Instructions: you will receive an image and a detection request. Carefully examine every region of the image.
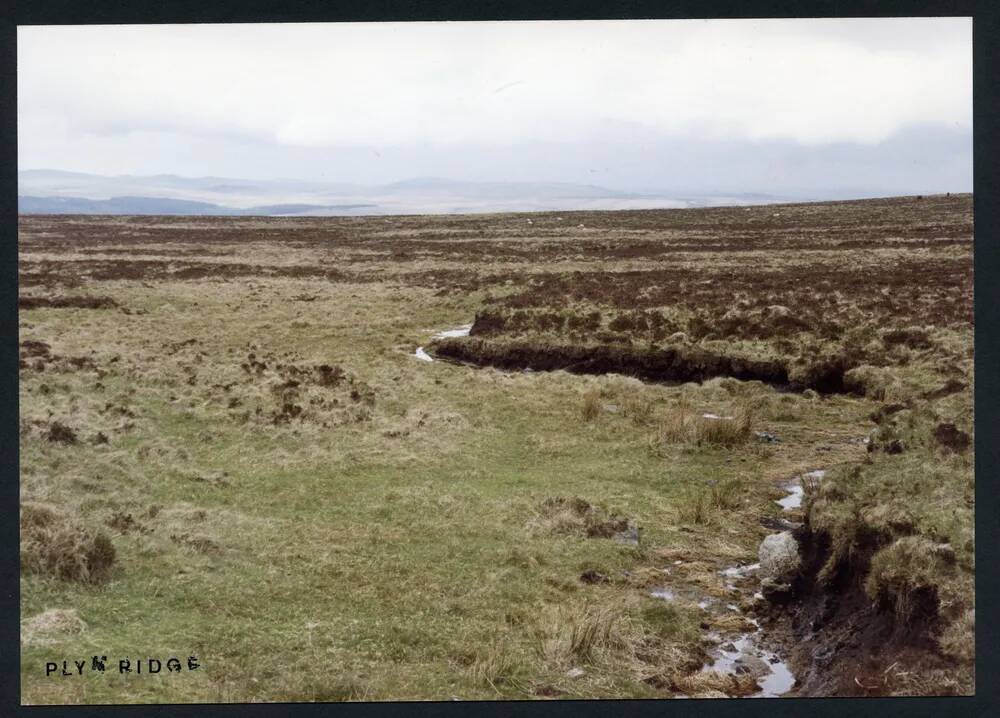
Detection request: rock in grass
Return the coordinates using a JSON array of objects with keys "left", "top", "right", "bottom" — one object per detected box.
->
[
  {"left": 758, "top": 532, "right": 800, "bottom": 580},
  {"left": 21, "top": 608, "right": 87, "bottom": 647}
]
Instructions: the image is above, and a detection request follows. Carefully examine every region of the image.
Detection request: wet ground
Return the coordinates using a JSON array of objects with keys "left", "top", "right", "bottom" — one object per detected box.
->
[{"left": 417, "top": 320, "right": 826, "bottom": 698}]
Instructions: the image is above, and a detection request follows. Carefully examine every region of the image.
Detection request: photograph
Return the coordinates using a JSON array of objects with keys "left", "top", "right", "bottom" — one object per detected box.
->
[{"left": 16, "top": 16, "right": 974, "bottom": 703}]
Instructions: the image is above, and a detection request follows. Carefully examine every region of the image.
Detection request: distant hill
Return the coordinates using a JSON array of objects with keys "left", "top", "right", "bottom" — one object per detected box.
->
[
  {"left": 18, "top": 170, "right": 800, "bottom": 216},
  {"left": 19, "top": 195, "right": 225, "bottom": 215},
  {"left": 18, "top": 195, "right": 377, "bottom": 216}
]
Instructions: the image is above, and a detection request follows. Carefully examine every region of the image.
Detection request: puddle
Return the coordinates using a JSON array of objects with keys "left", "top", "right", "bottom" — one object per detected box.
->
[
  {"left": 775, "top": 469, "right": 827, "bottom": 511},
  {"left": 649, "top": 588, "right": 676, "bottom": 601},
  {"left": 702, "top": 413, "right": 734, "bottom": 420},
  {"left": 433, "top": 324, "right": 473, "bottom": 340},
  {"left": 775, "top": 483, "right": 804, "bottom": 511},
  {"left": 701, "top": 628, "right": 795, "bottom": 698},
  {"left": 413, "top": 323, "right": 472, "bottom": 362},
  {"left": 700, "top": 533, "right": 809, "bottom": 697},
  {"left": 754, "top": 660, "right": 796, "bottom": 698}
]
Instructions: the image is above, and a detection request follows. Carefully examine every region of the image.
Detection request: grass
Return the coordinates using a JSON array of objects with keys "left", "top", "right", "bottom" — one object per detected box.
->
[
  {"left": 580, "top": 389, "right": 601, "bottom": 422},
  {"left": 16, "top": 280, "right": 809, "bottom": 702},
  {"left": 20, "top": 502, "right": 117, "bottom": 584},
  {"left": 654, "top": 398, "right": 754, "bottom": 449},
  {"left": 17, "top": 196, "right": 973, "bottom": 702}
]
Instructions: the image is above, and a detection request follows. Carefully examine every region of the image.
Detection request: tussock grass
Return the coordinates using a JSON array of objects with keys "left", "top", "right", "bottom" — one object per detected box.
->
[
  {"left": 471, "top": 639, "right": 526, "bottom": 692},
  {"left": 865, "top": 536, "right": 957, "bottom": 621},
  {"left": 676, "top": 490, "right": 709, "bottom": 526},
  {"left": 531, "top": 604, "right": 624, "bottom": 664},
  {"left": 20, "top": 502, "right": 116, "bottom": 584},
  {"left": 654, "top": 398, "right": 754, "bottom": 449},
  {"left": 580, "top": 388, "right": 601, "bottom": 422},
  {"left": 695, "top": 406, "right": 753, "bottom": 447},
  {"left": 675, "top": 477, "right": 745, "bottom": 527}
]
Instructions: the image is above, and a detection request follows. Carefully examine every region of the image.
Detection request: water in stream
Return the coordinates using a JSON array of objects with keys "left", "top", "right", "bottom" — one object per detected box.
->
[
  {"left": 775, "top": 469, "right": 826, "bottom": 511},
  {"left": 694, "top": 471, "right": 831, "bottom": 697},
  {"left": 413, "top": 324, "right": 473, "bottom": 362},
  {"left": 701, "top": 630, "right": 796, "bottom": 698}
]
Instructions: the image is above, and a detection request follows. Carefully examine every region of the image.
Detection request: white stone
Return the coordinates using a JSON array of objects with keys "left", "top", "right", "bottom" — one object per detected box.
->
[{"left": 758, "top": 531, "right": 801, "bottom": 579}]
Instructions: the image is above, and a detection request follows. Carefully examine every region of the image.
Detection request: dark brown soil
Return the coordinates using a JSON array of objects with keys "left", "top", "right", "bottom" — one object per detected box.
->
[
  {"left": 19, "top": 294, "right": 119, "bottom": 310},
  {"left": 932, "top": 423, "right": 971, "bottom": 453},
  {"left": 106, "top": 511, "right": 152, "bottom": 535},
  {"left": 45, "top": 421, "right": 78, "bottom": 444},
  {"left": 19, "top": 340, "right": 52, "bottom": 358},
  {"left": 431, "top": 337, "right": 859, "bottom": 395},
  {"left": 764, "top": 526, "right": 970, "bottom": 696}
]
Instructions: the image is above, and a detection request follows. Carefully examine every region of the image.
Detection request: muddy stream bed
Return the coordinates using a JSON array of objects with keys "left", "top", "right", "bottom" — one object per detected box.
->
[{"left": 413, "top": 324, "right": 826, "bottom": 697}]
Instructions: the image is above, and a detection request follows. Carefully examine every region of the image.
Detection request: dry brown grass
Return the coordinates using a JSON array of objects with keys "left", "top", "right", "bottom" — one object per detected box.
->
[
  {"left": 655, "top": 398, "right": 695, "bottom": 444},
  {"left": 938, "top": 608, "right": 975, "bottom": 662},
  {"left": 526, "top": 497, "right": 630, "bottom": 539},
  {"left": 20, "top": 502, "right": 116, "bottom": 584},
  {"left": 655, "top": 399, "right": 754, "bottom": 449},
  {"left": 694, "top": 405, "right": 753, "bottom": 447},
  {"left": 580, "top": 388, "right": 601, "bottom": 422},
  {"left": 672, "top": 669, "right": 759, "bottom": 698},
  {"left": 530, "top": 603, "right": 631, "bottom": 667},
  {"left": 676, "top": 491, "right": 710, "bottom": 526},
  {"left": 470, "top": 639, "right": 525, "bottom": 692}
]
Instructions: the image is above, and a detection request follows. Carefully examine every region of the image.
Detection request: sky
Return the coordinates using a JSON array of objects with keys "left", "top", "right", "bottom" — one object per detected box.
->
[{"left": 17, "top": 18, "right": 973, "bottom": 197}]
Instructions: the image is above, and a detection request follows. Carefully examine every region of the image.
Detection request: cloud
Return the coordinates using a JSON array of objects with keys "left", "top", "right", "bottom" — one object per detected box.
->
[{"left": 18, "top": 18, "right": 971, "bottom": 152}]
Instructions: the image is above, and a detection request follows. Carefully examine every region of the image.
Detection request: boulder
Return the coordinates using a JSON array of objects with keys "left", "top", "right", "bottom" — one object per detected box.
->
[
  {"left": 735, "top": 653, "right": 771, "bottom": 680},
  {"left": 758, "top": 531, "right": 801, "bottom": 580}
]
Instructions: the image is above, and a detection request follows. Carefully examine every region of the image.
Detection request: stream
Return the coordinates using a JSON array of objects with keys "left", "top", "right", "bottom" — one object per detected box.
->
[
  {"left": 413, "top": 322, "right": 825, "bottom": 698},
  {"left": 687, "top": 469, "right": 825, "bottom": 697},
  {"left": 414, "top": 324, "right": 472, "bottom": 362}
]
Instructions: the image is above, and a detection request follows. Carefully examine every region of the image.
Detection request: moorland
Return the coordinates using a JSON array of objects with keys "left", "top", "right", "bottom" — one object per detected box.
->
[{"left": 18, "top": 194, "right": 973, "bottom": 702}]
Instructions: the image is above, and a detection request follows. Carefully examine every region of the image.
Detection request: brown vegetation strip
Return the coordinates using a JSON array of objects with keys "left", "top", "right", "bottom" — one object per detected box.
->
[
  {"left": 19, "top": 294, "right": 119, "bottom": 310},
  {"left": 430, "top": 336, "right": 863, "bottom": 395}
]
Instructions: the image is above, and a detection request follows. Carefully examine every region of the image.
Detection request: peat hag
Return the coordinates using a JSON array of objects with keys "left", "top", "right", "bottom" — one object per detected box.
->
[{"left": 431, "top": 336, "right": 858, "bottom": 395}]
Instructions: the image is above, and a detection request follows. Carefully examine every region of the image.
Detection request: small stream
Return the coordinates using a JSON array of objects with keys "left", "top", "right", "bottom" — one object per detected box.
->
[
  {"left": 414, "top": 322, "right": 825, "bottom": 698},
  {"left": 775, "top": 470, "right": 826, "bottom": 511},
  {"left": 646, "top": 471, "right": 827, "bottom": 698},
  {"left": 691, "top": 470, "right": 827, "bottom": 697},
  {"left": 414, "top": 324, "right": 473, "bottom": 362}
]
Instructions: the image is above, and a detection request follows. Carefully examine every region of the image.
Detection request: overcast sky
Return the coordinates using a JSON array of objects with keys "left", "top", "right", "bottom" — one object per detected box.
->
[{"left": 17, "top": 18, "right": 972, "bottom": 196}]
